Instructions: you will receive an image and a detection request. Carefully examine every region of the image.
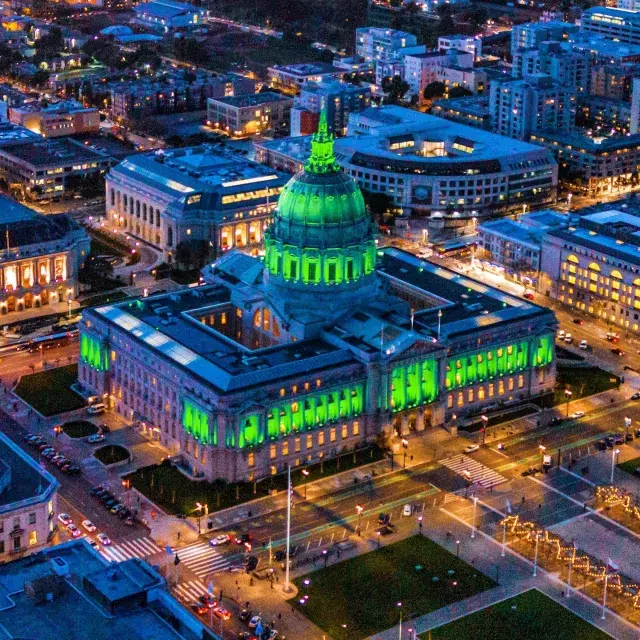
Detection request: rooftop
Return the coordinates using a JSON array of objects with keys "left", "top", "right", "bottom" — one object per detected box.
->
[
  {"left": 0, "top": 430, "right": 58, "bottom": 513},
  {"left": 11, "top": 99, "right": 96, "bottom": 115},
  {"left": 0, "top": 137, "right": 112, "bottom": 167},
  {"left": 135, "top": 0, "right": 204, "bottom": 18},
  {"left": 0, "top": 120, "right": 41, "bottom": 147},
  {"left": 0, "top": 540, "right": 214, "bottom": 640},
  {"left": 269, "top": 62, "right": 342, "bottom": 77},
  {"left": 209, "top": 91, "right": 291, "bottom": 108},
  {"left": 111, "top": 145, "right": 286, "bottom": 201}
]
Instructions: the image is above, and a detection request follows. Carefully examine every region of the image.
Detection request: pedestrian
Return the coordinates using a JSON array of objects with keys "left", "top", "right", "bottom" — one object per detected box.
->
[
  {"left": 248, "top": 510, "right": 252, "bottom": 517},
  {"left": 235, "top": 580, "right": 238, "bottom": 587},
  {"left": 522, "top": 496, "right": 525, "bottom": 504},
  {"left": 278, "top": 613, "right": 282, "bottom": 621},
  {"left": 276, "top": 574, "right": 279, "bottom": 583}
]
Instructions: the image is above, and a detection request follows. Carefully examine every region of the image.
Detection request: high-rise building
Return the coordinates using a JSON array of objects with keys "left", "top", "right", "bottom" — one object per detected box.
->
[
  {"left": 510, "top": 21, "right": 579, "bottom": 56},
  {"left": 489, "top": 74, "right": 575, "bottom": 139},
  {"left": 355, "top": 27, "right": 418, "bottom": 64},
  {"left": 581, "top": 7, "right": 640, "bottom": 45}
]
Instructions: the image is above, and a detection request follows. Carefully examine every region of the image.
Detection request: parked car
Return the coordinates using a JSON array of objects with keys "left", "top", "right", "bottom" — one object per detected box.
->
[
  {"left": 564, "top": 333, "right": 573, "bottom": 344},
  {"left": 210, "top": 534, "right": 230, "bottom": 546},
  {"left": 43, "top": 450, "right": 57, "bottom": 460},
  {"left": 90, "top": 486, "right": 104, "bottom": 496},
  {"left": 596, "top": 440, "right": 607, "bottom": 451},
  {"left": 118, "top": 508, "right": 131, "bottom": 520},
  {"left": 97, "top": 533, "right": 111, "bottom": 545},
  {"left": 579, "top": 339, "right": 588, "bottom": 350},
  {"left": 614, "top": 434, "right": 625, "bottom": 445},
  {"left": 631, "top": 393, "right": 640, "bottom": 400},
  {"left": 110, "top": 503, "right": 125, "bottom": 514},
  {"left": 104, "top": 499, "right": 118, "bottom": 510},
  {"left": 557, "top": 330, "right": 565, "bottom": 340},
  {"left": 65, "top": 466, "right": 81, "bottom": 476},
  {"left": 464, "top": 444, "right": 480, "bottom": 454},
  {"left": 572, "top": 318, "right": 584, "bottom": 325},
  {"left": 402, "top": 504, "right": 413, "bottom": 517},
  {"left": 99, "top": 423, "right": 111, "bottom": 433},
  {"left": 58, "top": 513, "right": 72, "bottom": 526},
  {"left": 523, "top": 292, "right": 534, "bottom": 300},
  {"left": 87, "top": 434, "right": 105, "bottom": 444},
  {"left": 611, "top": 347, "right": 625, "bottom": 356},
  {"left": 82, "top": 520, "right": 96, "bottom": 532},
  {"left": 245, "top": 556, "right": 259, "bottom": 572},
  {"left": 100, "top": 492, "right": 115, "bottom": 504}
]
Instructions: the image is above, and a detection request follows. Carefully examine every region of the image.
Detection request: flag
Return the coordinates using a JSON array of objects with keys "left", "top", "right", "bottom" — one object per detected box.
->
[
  {"left": 505, "top": 499, "right": 512, "bottom": 514},
  {"left": 165, "top": 545, "right": 173, "bottom": 555},
  {"left": 174, "top": 554, "right": 180, "bottom": 566},
  {"left": 607, "top": 558, "right": 619, "bottom": 573}
]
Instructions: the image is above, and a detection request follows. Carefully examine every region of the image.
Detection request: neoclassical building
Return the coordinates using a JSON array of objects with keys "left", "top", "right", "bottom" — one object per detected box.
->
[
  {"left": 0, "top": 197, "right": 89, "bottom": 316},
  {"left": 80, "top": 115, "right": 557, "bottom": 482}
]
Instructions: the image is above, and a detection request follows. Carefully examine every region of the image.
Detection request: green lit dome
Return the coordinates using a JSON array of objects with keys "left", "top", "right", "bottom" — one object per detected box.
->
[{"left": 264, "top": 111, "right": 377, "bottom": 296}]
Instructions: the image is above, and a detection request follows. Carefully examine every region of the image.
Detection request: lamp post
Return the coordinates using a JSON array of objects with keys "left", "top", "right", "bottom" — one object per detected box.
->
[
  {"left": 67, "top": 296, "right": 72, "bottom": 319},
  {"left": 284, "top": 465, "right": 292, "bottom": 593},
  {"left": 611, "top": 448, "right": 620, "bottom": 484},
  {"left": 625, "top": 416, "right": 632, "bottom": 442},
  {"left": 564, "top": 389, "right": 572, "bottom": 417},
  {"left": 377, "top": 531, "right": 381, "bottom": 549},
  {"left": 397, "top": 602, "right": 403, "bottom": 640},
  {"left": 539, "top": 444, "right": 546, "bottom": 470},
  {"left": 533, "top": 532, "right": 540, "bottom": 577},
  {"left": 456, "top": 539, "right": 460, "bottom": 558},
  {"left": 501, "top": 520, "right": 507, "bottom": 557},
  {"left": 480, "top": 415, "right": 488, "bottom": 445},
  {"left": 418, "top": 515, "right": 423, "bottom": 535},
  {"left": 437, "top": 309, "right": 442, "bottom": 341},
  {"left": 195, "top": 502, "right": 205, "bottom": 534},
  {"left": 356, "top": 504, "right": 363, "bottom": 536},
  {"left": 601, "top": 571, "right": 609, "bottom": 620},
  {"left": 401, "top": 438, "right": 408, "bottom": 468},
  {"left": 301, "top": 468, "right": 309, "bottom": 499},
  {"left": 471, "top": 496, "right": 478, "bottom": 539}
]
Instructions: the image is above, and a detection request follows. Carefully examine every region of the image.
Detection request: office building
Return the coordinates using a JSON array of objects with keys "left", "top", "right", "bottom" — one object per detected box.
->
[
  {"left": 489, "top": 74, "right": 575, "bottom": 140},
  {"left": 8, "top": 100, "right": 100, "bottom": 138},
  {"left": 356, "top": 27, "right": 418, "bottom": 64},
  {"left": 80, "top": 115, "right": 556, "bottom": 481},
  {"left": 0, "top": 539, "right": 218, "bottom": 640},
  {"left": 581, "top": 7, "right": 640, "bottom": 45},
  {"left": 206, "top": 92, "right": 293, "bottom": 138},
  {"left": 438, "top": 35, "right": 482, "bottom": 60},
  {"left": 105, "top": 146, "right": 288, "bottom": 262},
  {"left": 267, "top": 63, "right": 343, "bottom": 94},
  {"left": 0, "top": 138, "right": 113, "bottom": 201},
  {"left": 430, "top": 95, "right": 491, "bottom": 129},
  {"left": 403, "top": 49, "right": 474, "bottom": 100},
  {"left": 510, "top": 21, "right": 579, "bottom": 56},
  {"left": 0, "top": 431, "right": 59, "bottom": 559},
  {"left": 540, "top": 207, "right": 640, "bottom": 333},
  {"left": 291, "top": 80, "right": 371, "bottom": 136}
]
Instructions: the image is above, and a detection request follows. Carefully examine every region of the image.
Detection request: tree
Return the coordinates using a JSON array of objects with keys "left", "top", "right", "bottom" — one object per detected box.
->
[
  {"left": 465, "top": 6, "right": 489, "bottom": 30},
  {"left": 175, "top": 238, "right": 211, "bottom": 272},
  {"left": 447, "top": 86, "right": 473, "bottom": 99},
  {"left": 382, "top": 75, "right": 409, "bottom": 105},
  {"left": 363, "top": 190, "right": 392, "bottom": 221},
  {"left": 423, "top": 81, "right": 446, "bottom": 101},
  {"left": 78, "top": 257, "right": 114, "bottom": 290}
]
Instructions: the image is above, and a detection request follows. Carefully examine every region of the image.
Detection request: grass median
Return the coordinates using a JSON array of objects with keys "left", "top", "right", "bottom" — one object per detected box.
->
[
  {"left": 291, "top": 535, "right": 496, "bottom": 640},
  {"left": 423, "top": 588, "right": 610, "bottom": 640}
]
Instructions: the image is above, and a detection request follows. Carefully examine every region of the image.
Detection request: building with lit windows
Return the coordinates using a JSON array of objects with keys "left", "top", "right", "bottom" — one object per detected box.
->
[
  {"left": 0, "top": 197, "right": 89, "bottom": 316},
  {"left": 540, "top": 208, "right": 640, "bottom": 332},
  {"left": 80, "top": 114, "right": 557, "bottom": 482},
  {"left": 105, "top": 146, "right": 289, "bottom": 263},
  {"left": 206, "top": 92, "right": 293, "bottom": 138},
  {"left": 267, "top": 64, "right": 344, "bottom": 94},
  {"left": 581, "top": 7, "right": 640, "bottom": 45},
  {"left": 510, "top": 21, "right": 579, "bottom": 56},
  {"left": 8, "top": 100, "right": 100, "bottom": 138},
  {"left": 134, "top": 0, "right": 206, "bottom": 32},
  {"left": 0, "top": 431, "right": 59, "bottom": 560}
]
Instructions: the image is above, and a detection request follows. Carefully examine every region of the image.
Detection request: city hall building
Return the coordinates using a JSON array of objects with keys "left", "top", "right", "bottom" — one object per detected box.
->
[{"left": 80, "top": 116, "right": 557, "bottom": 482}]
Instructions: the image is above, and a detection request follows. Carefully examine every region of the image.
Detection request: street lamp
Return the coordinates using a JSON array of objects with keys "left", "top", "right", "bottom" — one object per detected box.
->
[
  {"left": 480, "top": 415, "right": 488, "bottom": 445},
  {"left": 539, "top": 444, "right": 546, "bottom": 469},
  {"left": 564, "top": 389, "right": 572, "bottom": 417},
  {"left": 195, "top": 502, "right": 206, "bottom": 534},
  {"left": 418, "top": 515, "right": 423, "bottom": 535},
  {"left": 624, "top": 416, "right": 632, "bottom": 442},
  {"left": 401, "top": 438, "right": 409, "bottom": 468},
  {"left": 377, "top": 531, "right": 381, "bottom": 549},
  {"left": 611, "top": 448, "right": 620, "bottom": 484},
  {"left": 397, "top": 602, "right": 403, "bottom": 640},
  {"left": 471, "top": 496, "right": 478, "bottom": 539},
  {"left": 356, "top": 504, "right": 363, "bottom": 536},
  {"left": 301, "top": 468, "right": 309, "bottom": 499},
  {"left": 533, "top": 532, "right": 540, "bottom": 577},
  {"left": 456, "top": 539, "right": 460, "bottom": 558}
]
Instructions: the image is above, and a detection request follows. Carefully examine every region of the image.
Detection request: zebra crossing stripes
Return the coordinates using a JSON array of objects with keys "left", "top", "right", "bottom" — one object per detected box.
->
[
  {"left": 174, "top": 580, "right": 209, "bottom": 602},
  {"left": 438, "top": 454, "right": 507, "bottom": 489},
  {"left": 174, "top": 541, "right": 232, "bottom": 578},
  {"left": 100, "top": 536, "right": 162, "bottom": 563}
]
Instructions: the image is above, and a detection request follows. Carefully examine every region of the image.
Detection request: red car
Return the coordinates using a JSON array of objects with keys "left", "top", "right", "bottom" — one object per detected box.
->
[
  {"left": 213, "top": 606, "right": 231, "bottom": 621},
  {"left": 523, "top": 292, "right": 534, "bottom": 301},
  {"left": 190, "top": 602, "right": 207, "bottom": 615},
  {"left": 199, "top": 594, "right": 216, "bottom": 609}
]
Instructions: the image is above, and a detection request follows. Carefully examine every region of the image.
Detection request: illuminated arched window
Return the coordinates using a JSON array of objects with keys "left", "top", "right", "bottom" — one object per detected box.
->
[
  {"left": 566, "top": 254, "right": 579, "bottom": 263},
  {"left": 588, "top": 262, "right": 601, "bottom": 272},
  {"left": 611, "top": 270, "right": 623, "bottom": 279}
]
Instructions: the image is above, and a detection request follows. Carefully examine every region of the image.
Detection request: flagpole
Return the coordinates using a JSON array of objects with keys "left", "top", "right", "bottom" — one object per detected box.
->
[
  {"left": 284, "top": 464, "right": 292, "bottom": 592},
  {"left": 533, "top": 534, "right": 539, "bottom": 577},
  {"left": 601, "top": 572, "right": 608, "bottom": 619},
  {"left": 501, "top": 521, "right": 506, "bottom": 557}
]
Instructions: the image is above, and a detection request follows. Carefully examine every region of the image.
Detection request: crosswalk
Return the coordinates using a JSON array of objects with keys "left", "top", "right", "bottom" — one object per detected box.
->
[
  {"left": 438, "top": 454, "right": 507, "bottom": 489},
  {"left": 174, "top": 579, "right": 209, "bottom": 602},
  {"left": 100, "top": 536, "right": 162, "bottom": 563},
  {"left": 174, "top": 541, "right": 232, "bottom": 578}
]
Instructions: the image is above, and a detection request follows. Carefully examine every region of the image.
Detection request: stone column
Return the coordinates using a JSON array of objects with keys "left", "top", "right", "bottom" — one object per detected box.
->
[{"left": 416, "top": 407, "right": 425, "bottom": 432}]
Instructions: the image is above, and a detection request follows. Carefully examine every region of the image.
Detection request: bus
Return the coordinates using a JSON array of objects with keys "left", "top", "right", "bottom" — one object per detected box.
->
[
  {"left": 24, "top": 331, "right": 78, "bottom": 353},
  {"left": 434, "top": 239, "right": 477, "bottom": 258}
]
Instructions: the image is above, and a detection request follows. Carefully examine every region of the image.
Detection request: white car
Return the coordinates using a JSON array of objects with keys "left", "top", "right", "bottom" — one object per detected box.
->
[
  {"left": 402, "top": 504, "right": 413, "bottom": 517},
  {"left": 571, "top": 411, "right": 585, "bottom": 419},
  {"left": 86, "top": 538, "right": 100, "bottom": 551},
  {"left": 82, "top": 519, "right": 96, "bottom": 532},
  {"left": 88, "top": 403, "right": 106, "bottom": 415},
  {"left": 97, "top": 532, "right": 111, "bottom": 546},
  {"left": 58, "top": 513, "right": 72, "bottom": 526},
  {"left": 579, "top": 339, "right": 588, "bottom": 350},
  {"left": 209, "top": 534, "right": 230, "bottom": 546},
  {"left": 557, "top": 330, "right": 565, "bottom": 340},
  {"left": 87, "top": 434, "right": 105, "bottom": 444},
  {"left": 67, "top": 523, "right": 82, "bottom": 538},
  {"left": 564, "top": 333, "right": 573, "bottom": 344},
  {"left": 464, "top": 444, "right": 480, "bottom": 454}
]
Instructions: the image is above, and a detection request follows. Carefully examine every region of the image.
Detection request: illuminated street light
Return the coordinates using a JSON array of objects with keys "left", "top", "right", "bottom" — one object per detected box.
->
[
  {"left": 356, "top": 504, "right": 364, "bottom": 536},
  {"left": 611, "top": 448, "right": 620, "bottom": 484},
  {"left": 564, "top": 389, "right": 572, "bottom": 417},
  {"left": 301, "top": 468, "right": 310, "bottom": 499},
  {"left": 401, "top": 438, "right": 409, "bottom": 468},
  {"left": 471, "top": 496, "right": 478, "bottom": 539},
  {"left": 195, "top": 502, "right": 207, "bottom": 534}
]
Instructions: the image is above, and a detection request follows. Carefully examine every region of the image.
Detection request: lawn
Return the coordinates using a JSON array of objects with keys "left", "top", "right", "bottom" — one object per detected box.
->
[
  {"left": 15, "top": 364, "right": 85, "bottom": 416},
  {"left": 80, "top": 290, "right": 129, "bottom": 309},
  {"left": 554, "top": 364, "right": 619, "bottom": 405},
  {"left": 94, "top": 445, "right": 130, "bottom": 465},
  {"left": 62, "top": 420, "right": 98, "bottom": 438},
  {"left": 127, "top": 445, "right": 385, "bottom": 515},
  {"left": 291, "top": 535, "right": 496, "bottom": 640},
  {"left": 618, "top": 455, "right": 640, "bottom": 476},
  {"left": 423, "top": 589, "right": 610, "bottom": 640}
]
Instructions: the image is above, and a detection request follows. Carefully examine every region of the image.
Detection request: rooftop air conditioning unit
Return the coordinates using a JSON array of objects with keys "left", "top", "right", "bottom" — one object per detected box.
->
[{"left": 50, "top": 557, "right": 70, "bottom": 577}]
